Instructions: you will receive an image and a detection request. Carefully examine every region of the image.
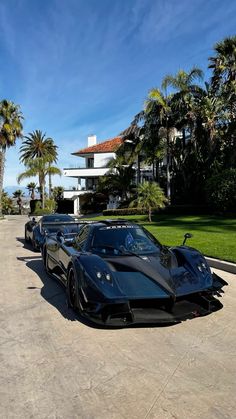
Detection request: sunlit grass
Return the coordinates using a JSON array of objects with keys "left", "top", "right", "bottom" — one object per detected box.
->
[{"left": 83, "top": 214, "right": 236, "bottom": 263}]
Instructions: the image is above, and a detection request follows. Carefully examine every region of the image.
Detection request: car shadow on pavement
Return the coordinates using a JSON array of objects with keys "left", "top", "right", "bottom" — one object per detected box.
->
[
  {"left": 17, "top": 256, "right": 78, "bottom": 321},
  {"left": 16, "top": 236, "right": 36, "bottom": 251}
]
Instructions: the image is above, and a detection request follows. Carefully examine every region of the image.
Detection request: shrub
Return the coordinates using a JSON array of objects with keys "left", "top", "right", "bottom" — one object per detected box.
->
[
  {"left": 103, "top": 208, "right": 147, "bottom": 216},
  {"left": 206, "top": 169, "right": 236, "bottom": 212},
  {"left": 80, "top": 192, "right": 107, "bottom": 214},
  {"left": 31, "top": 201, "right": 52, "bottom": 215}
]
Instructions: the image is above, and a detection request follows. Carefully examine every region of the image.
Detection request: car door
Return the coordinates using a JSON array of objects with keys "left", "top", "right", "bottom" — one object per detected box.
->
[{"left": 59, "top": 225, "right": 91, "bottom": 282}]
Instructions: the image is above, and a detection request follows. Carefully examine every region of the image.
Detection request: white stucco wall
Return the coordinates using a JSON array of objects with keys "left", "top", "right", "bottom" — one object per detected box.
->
[{"left": 94, "top": 152, "right": 115, "bottom": 168}]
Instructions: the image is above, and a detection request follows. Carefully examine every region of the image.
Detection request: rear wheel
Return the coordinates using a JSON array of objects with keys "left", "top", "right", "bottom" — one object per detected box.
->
[
  {"left": 32, "top": 237, "right": 38, "bottom": 252},
  {"left": 25, "top": 227, "right": 29, "bottom": 243},
  {"left": 43, "top": 249, "right": 52, "bottom": 274}
]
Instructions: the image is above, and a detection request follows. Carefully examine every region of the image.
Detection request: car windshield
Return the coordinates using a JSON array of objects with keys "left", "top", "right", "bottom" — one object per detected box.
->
[
  {"left": 91, "top": 225, "right": 160, "bottom": 255},
  {"left": 42, "top": 223, "right": 81, "bottom": 235}
]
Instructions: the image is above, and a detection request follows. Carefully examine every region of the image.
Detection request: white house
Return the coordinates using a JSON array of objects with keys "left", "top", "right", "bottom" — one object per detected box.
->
[
  {"left": 63, "top": 129, "right": 183, "bottom": 214},
  {"left": 63, "top": 135, "right": 124, "bottom": 214}
]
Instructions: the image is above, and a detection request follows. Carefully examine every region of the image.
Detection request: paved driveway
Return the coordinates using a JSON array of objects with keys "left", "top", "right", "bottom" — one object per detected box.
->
[{"left": 0, "top": 215, "right": 236, "bottom": 419}]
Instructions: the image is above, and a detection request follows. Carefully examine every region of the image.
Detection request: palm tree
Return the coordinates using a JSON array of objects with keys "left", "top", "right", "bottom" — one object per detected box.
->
[
  {"left": 129, "top": 181, "right": 168, "bottom": 222},
  {"left": 0, "top": 100, "right": 23, "bottom": 215},
  {"left": 162, "top": 67, "right": 204, "bottom": 146},
  {"left": 12, "top": 189, "right": 25, "bottom": 215},
  {"left": 98, "top": 155, "right": 135, "bottom": 201},
  {"left": 145, "top": 88, "right": 172, "bottom": 200},
  {"left": 162, "top": 67, "right": 203, "bottom": 94},
  {"left": 17, "top": 158, "right": 61, "bottom": 209},
  {"left": 209, "top": 36, "right": 236, "bottom": 91},
  {"left": 209, "top": 36, "right": 236, "bottom": 122},
  {"left": 27, "top": 182, "right": 37, "bottom": 200},
  {"left": 52, "top": 186, "right": 64, "bottom": 201},
  {"left": 20, "top": 130, "right": 58, "bottom": 198}
]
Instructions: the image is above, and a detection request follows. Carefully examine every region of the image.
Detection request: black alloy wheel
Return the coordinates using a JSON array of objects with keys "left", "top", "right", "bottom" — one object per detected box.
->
[
  {"left": 68, "top": 269, "right": 77, "bottom": 309},
  {"left": 32, "top": 237, "right": 38, "bottom": 252},
  {"left": 43, "top": 249, "right": 51, "bottom": 274},
  {"left": 25, "top": 227, "right": 29, "bottom": 242}
]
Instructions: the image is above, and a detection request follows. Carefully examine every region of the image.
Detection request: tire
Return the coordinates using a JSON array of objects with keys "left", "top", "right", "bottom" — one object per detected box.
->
[
  {"left": 67, "top": 268, "right": 77, "bottom": 309},
  {"left": 43, "top": 249, "right": 52, "bottom": 274},
  {"left": 25, "top": 228, "right": 29, "bottom": 243},
  {"left": 32, "top": 237, "right": 38, "bottom": 252}
]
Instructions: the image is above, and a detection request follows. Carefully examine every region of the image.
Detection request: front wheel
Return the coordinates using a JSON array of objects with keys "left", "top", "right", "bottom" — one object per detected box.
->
[
  {"left": 67, "top": 268, "right": 84, "bottom": 314},
  {"left": 67, "top": 268, "right": 77, "bottom": 309}
]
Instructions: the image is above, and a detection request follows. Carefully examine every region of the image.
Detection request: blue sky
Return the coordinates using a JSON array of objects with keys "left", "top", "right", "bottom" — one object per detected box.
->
[{"left": 1, "top": 0, "right": 235, "bottom": 192}]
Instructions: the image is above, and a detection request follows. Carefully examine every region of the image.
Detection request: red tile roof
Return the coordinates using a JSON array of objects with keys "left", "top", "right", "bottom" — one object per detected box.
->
[{"left": 72, "top": 137, "right": 124, "bottom": 155}]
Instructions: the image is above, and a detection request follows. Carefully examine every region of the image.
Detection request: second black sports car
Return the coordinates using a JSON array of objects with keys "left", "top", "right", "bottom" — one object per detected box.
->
[
  {"left": 42, "top": 219, "right": 227, "bottom": 326},
  {"left": 25, "top": 213, "right": 76, "bottom": 250}
]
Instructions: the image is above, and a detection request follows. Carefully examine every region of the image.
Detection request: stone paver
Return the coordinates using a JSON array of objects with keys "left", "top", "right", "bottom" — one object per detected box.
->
[{"left": 0, "top": 215, "right": 236, "bottom": 419}]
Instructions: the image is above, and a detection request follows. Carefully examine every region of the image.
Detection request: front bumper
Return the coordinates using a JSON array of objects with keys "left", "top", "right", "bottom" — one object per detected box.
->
[
  {"left": 81, "top": 291, "right": 224, "bottom": 327},
  {"left": 78, "top": 272, "right": 227, "bottom": 327}
]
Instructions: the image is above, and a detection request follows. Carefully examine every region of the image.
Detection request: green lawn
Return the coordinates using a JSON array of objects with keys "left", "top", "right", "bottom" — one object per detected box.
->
[{"left": 83, "top": 214, "right": 236, "bottom": 263}]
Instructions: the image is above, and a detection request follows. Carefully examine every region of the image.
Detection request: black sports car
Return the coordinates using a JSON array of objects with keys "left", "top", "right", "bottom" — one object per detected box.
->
[
  {"left": 24, "top": 213, "right": 76, "bottom": 250},
  {"left": 42, "top": 219, "right": 227, "bottom": 326}
]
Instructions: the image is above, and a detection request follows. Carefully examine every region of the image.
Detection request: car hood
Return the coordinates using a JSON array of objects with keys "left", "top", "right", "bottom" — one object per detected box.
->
[{"left": 106, "top": 252, "right": 213, "bottom": 298}]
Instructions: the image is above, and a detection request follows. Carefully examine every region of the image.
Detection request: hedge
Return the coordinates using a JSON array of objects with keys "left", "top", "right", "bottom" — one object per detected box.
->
[
  {"left": 103, "top": 205, "right": 212, "bottom": 217},
  {"left": 103, "top": 208, "right": 147, "bottom": 216}
]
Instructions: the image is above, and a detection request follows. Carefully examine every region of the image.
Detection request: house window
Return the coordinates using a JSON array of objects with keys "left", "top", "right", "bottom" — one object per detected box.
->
[{"left": 87, "top": 158, "right": 94, "bottom": 168}]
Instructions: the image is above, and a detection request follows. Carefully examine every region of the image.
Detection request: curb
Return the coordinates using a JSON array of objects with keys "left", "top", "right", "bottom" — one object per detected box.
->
[{"left": 206, "top": 257, "right": 236, "bottom": 274}]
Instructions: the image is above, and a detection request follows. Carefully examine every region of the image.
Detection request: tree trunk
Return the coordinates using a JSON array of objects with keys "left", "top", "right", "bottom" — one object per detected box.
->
[
  {"left": 42, "top": 180, "right": 45, "bottom": 209},
  {"left": 0, "top": 148, "right": 6, "bottom": 216},
  {"left": 166, "top": 126, "right": 171, "bottom": 202},
  {"left": 148, "top": 207, "right": 152, "bottom": 222},
  {"left": 137, "top": 155, "right": 141, "bottom": 184},
  {"left": 48, "top": 164, "right": 52, "bottom": 199},
  {"left": 39, "top": 173, "right": 45, "bottom": 209}
]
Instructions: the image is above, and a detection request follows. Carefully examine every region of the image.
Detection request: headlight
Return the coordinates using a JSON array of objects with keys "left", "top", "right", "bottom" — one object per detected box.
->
[
  {"left": 95, "top": 270, "right": 112, "bottom": 283},
  {"left": 105, "top": 273, "right": 111, "bottom": 282},
  {"left": 197, "top": 261, "right": 210, "bottom": 273}
]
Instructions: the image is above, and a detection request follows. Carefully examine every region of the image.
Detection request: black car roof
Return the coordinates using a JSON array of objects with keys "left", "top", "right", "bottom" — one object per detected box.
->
[{"left": 41, "top": 214, "right": 74, "bottom": 223}]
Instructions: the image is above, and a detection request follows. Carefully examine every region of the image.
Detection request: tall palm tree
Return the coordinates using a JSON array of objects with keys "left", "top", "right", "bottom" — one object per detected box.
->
[
  {"left": 0, "top": 100, "right": 23, "bottom": 215},
  {"left": 98, "top": 155, "right": 135, "bottom": 201},
  {"left": 27, "top": 182, "right": 37, "bottom": 200},
  {"left": 145, "top": 88, "right": 172, "bottom": 200},
  {"left": 129, "top": 181, "right": 167, "bottom": 222},
  {"left": 17, "top": 158, "right": 61, "bottom": 209},
  {"left": 12, "top": 189, "right": 25, "bottom": 215},
  {"left": 209, "top": 36, "right": 236, "bottom": 121},
  {"left": 20, "top": 130, "right": 58, "bottom": 199},
  {"left": 162, "top": 67, "right": 204, "bottom": 146},
  {"left": 209, "top": 36, "right": 236, "bottom": 90}
]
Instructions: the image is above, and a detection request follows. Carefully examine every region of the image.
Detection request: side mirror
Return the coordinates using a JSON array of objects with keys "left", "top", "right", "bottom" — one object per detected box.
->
[
  {"left": 56, "top": 231, "right": 64, "bottom": 243},
  {"left": 183, "top": 233, "right": 193, "bottom": 246}
]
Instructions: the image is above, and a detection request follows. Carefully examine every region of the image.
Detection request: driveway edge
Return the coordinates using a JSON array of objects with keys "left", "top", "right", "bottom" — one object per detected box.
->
[{"left": 206, "top": 257, "right": 236, "bottom": 274}]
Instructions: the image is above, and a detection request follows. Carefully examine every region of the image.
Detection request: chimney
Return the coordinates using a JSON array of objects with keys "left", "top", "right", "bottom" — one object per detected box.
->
[{"left": 88, "top": 135, "right": 97, "bottom": 147}]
